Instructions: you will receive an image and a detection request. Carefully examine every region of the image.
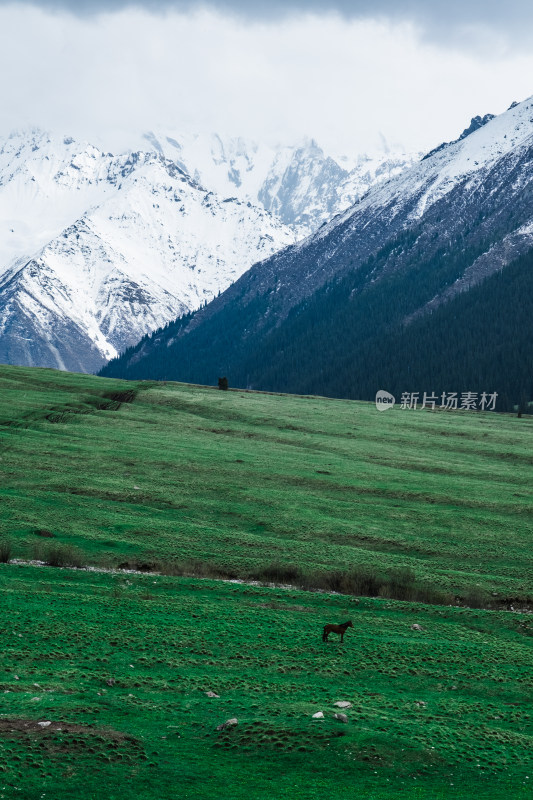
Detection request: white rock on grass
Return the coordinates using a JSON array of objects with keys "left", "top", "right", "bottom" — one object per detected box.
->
[
  {"left": 334, "top": 701, "right": 352, "bottom": 708},
  {"left": 216, "top": 718, "right": 238, "bottom": 731},
  {"left": 206, "top": 691, "right": 220, "bottom": 698},
  {"left": 411, "top": 624, "right": 424, "bottom": 631},
  {"left": 37, "top": 721, "right": 51, "bottom": 728},
  {"left": 312, "top": 712, "right": 324, "bottom": 719},
  {"left": 334, "top": 713, "right": 348, "bottom": 723}
]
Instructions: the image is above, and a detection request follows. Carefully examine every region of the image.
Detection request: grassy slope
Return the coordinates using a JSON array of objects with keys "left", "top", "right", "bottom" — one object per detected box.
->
[
  {"left": 0, "top": 565, "right": 531, "bottom": 800},
  {"left": 0, "top": 365, "right": 532, "bottom": 599},
  {"left": 0, "top": 365, "right": 532, "bottom": 799}
]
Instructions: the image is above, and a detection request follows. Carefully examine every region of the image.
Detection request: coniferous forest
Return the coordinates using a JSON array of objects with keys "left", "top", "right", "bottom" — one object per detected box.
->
[{"left": 101, "top": 245, "right": 533, "bottom": 412}]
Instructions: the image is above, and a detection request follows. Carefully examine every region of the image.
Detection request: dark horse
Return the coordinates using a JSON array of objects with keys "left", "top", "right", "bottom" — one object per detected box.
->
[{"left": 322, "top": 620, "right": 353, "bottom": 643}]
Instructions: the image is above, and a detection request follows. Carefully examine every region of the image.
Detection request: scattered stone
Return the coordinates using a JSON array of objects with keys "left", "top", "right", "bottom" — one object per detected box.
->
[
  {"left": 334, "top": 701, "right": 352, "bottom": 709},
  {"left": 133, "top": 486, "right": 141, "bottom": 490},
  {"left": 334, "top": 713, "right": 348, "bottom": 723},
  {"left": 106, "top": 678, "right": 116, "bottom": 686},
  {"left": 37, "top": 721, "right": 51, "bottom": 728},
  {"left": 206, "top": 691, "right": 220, "bottom": 698},
  {"left": 312, "top": 712, "right": 324, "bottom": 719},
  {"left": 14, "top": 675, "right": 19, "bottom": 681},
  {"left": 415, "top": 701, "right": 427, "bottom": 708},
  {"left": 216, "top": 718, "right": 238, "bottom": 731},
  {"left": 411, "top": 624, "right": 424, "bottom": 631}
]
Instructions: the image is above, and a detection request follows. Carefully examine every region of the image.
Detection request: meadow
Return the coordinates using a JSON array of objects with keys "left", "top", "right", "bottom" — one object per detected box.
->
[{"left": 0, "top": 365, "right": 532, "bottom": 798}]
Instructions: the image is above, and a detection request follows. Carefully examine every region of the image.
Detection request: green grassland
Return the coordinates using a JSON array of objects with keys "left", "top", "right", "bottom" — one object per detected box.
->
[
  {"left": 1, "top": 565, "right": 531, "bottom": 800},
  {"left": 1, "top": 365, "right": 532, "bottom": 601},
  {"left": 0, "top": 365, "right": 532, "bottom": 799}
]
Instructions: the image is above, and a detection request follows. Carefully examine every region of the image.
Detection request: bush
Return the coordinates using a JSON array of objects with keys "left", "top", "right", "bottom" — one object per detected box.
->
[
  {"left": 387, "top": 567, "right": 417, "bottom": 601},
  {"left": 463, "top": 587, "right": 492, "bottom": 609},
  {"left": 158, "top": 559, "right": 239, "bottom": 580},
  {"left": 43, "top": 544, "right": 84, "bottom": 568},
  {"left": 251, "top": 563, "right": 302, "bottom": 584},
  {"left": 0, "top": 539, "right": 12, "bottom": 563}
]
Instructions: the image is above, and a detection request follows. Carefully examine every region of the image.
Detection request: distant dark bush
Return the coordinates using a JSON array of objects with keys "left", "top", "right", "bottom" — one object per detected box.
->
[
  {"left": 43, "top": 544, "right": 83, "bottom": 568},
  {"left": 110, "top": 555, "right": 500, "bottom": 610},
  {"left": 0, "top": 539, "right": 12, "bottom": 563},
  {"left": 218, "top": 377, "right": 229, "bottom": 391},
  {"left": 98, "top": 389, "right": 138, "bottom": 411},
  {"left": 462, "top": 587, "right": 492, "bottom": 609},
  {"left": 386, "top": 567, "right": 417, "bottom": 601},
  {"left": 349, "top": 565, "right": 382, "bottom": 597},
  {"left": 251, "top": 563, "right": 302, "bottom": 584},
  {"left": 104, "top": 390, "right": 137, "bottom": 404},
  {"left": 415, "top": 585, "right": 455, "bottom": 607},
  {"left": 35, "top": 529, "right": 55, "bottom": 538},
  {"left": 157, "top": 559, "right": 239, "bottom": 580}
]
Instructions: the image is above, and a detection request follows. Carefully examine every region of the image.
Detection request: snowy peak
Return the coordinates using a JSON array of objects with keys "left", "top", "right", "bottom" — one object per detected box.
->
[
  {"left": 133, "top": 131, "right": 420, "bottom": 236},
  {"left": 0, "top": 125, "right": 418, "bottom": 373},
  {"left": 0, "top": 130, "right": 296, "bottom": 372}
]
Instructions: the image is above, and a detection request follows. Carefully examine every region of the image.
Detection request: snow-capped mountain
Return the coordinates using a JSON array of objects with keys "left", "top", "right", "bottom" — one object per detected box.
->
[
  {"left": 0, "top": 128, "right": 417, "bottom": 372},
  {"left": 102, "top": 97, "right": 533, "bottom": 407},
  {"left": 137, "top": 132, "right": 420, "bottom": 235},
  {"left": 0, "top": 130, "right": 296, "bottom": 371}
]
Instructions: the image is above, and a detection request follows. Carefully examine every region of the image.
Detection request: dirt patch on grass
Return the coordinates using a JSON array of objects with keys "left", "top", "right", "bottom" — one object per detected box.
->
[
  {"left": 0, "top": 718, "right": 146, "bottom": 767},
  {"left": 0, "top": 718, "right": 135, "bottom": 742}
]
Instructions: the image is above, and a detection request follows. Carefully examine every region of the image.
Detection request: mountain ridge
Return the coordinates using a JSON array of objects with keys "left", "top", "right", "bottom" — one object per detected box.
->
[
  {"left": 101, "top": 96, "right": 533, "bottom": 407},
  {"left": 0, "top": 129, "right": 417, "bottom": 371}
]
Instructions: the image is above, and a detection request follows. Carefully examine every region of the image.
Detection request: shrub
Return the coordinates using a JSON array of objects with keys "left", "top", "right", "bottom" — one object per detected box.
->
[
  {"left": 43, "top": 544, "right": 84, "bottom": 568},
  {"left": 387, "top": 567, "right": 417, "bottom": 601},
  {"left": 157, "top": 559, "right": 239, "bottom": 580},
  {"left": 251, "top": 563, "right": 302, "bottom": 584},
  {"left": 463, "top": 587, "right": 492, "bottom": 609},
  {"left": 0, "top": 539, "right": 12, "bottom": 563}
]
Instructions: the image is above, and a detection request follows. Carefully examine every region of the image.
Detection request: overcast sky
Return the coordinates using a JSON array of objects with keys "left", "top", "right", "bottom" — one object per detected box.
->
[{"left": 0, "top": 1, "right": 532, "bottom": 154}]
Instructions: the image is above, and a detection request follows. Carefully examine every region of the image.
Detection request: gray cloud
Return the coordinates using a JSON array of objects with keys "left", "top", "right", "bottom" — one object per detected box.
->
[
  {"left": 2, "top": 1, "right": 531, "bottom": 30},
  {"left": 0, "top": 1, "right": 531, "bottom": 155}
]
